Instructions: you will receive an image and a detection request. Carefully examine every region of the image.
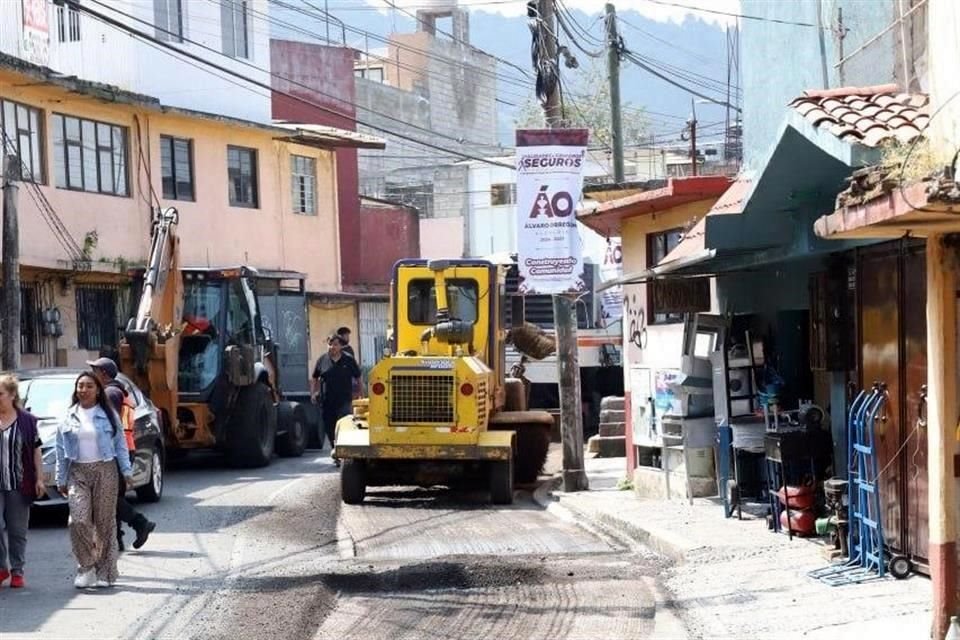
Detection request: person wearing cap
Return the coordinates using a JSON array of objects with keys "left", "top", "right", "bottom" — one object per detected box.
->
[
  {"left": 310, "top": 335, "right": 361, "bottom": 466},
  {"left": 87, "top": 358, "right": 156, "bottom": 552}
]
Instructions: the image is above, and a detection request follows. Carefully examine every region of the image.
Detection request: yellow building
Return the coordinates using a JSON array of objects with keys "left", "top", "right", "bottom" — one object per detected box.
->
[{"left": 0, "top": 52, "right": 382, "bottom": 370}]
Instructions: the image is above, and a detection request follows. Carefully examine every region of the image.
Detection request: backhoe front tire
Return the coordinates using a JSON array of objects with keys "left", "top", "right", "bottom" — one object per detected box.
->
[
  {"left": 227, "top": 383, "right": 277, "bottom": 468},
  {"left": 341, "top": 459, "right": 367, "bottom": 505},
  {"left": 489, "top": 458, "right": 514, "bottom": 505}
]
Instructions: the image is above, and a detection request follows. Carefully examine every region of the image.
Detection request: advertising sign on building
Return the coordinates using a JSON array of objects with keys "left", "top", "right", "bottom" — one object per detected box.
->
[
  {"left": 21, "top": 0, "right": 50, "bottom": 67},
  {"left": 515, "top": 128, "right": 589, "bottom": 295},
  {"left": 599, "top": 238, "right": 623, "bottom": 327}
]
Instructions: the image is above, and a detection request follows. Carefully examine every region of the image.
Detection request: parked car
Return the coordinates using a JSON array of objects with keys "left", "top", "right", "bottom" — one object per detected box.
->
[{"left": 16, "top": 368, "right": 166, "bottom": 508}]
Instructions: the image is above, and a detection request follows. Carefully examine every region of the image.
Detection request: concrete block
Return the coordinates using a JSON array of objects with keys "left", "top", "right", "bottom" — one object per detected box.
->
[
  {"left": 631, "top": 465, "right": 717, "bottom": 500},
  {"left": 601, "top": 396, "right": 625, "bottom": 411},
  {"left": 599, "top": 422, "right": 626, "bottom": 437},
  {"left": 599, "top": 409, "right": 626, "bottom": 424},
  {"left": 588, "top": 434, "right": 600, "bottom": 454},
  {"left": 589, "top": 434, "right": 626, "bottom": 458}
]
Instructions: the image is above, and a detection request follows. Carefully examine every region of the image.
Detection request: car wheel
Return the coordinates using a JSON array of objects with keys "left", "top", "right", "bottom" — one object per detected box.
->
[{"left": 136, "top": 447, "right": 164, "bottom": 503}]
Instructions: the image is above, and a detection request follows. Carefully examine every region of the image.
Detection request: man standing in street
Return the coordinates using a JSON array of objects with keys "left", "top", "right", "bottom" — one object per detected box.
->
[
  {"left": 88, "top": 358, "right": 157, "bottom": 551},
  {"left": 310, "top": 335, "right": 361, "bottom": 467}
]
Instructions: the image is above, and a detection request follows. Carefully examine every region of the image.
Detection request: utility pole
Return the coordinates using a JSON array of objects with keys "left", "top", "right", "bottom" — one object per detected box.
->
[
  {"left": 539, "top": 0, "right": 588, "bottom": 492},
  {"left": 2, "top": 155, "right": 21, "bottom": 371},
  {"left": 605, "top": 2, "right": 624, "bottom": 184},
  {"left": 687, "top": 99, "right": 698, "bottom": 176}
]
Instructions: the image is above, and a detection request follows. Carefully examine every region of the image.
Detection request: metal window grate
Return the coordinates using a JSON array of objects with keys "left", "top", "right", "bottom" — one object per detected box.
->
[
  {"left": 76, "top": 286, "right": 120, "bottom": 351},
  {"left": 390, "top": 374, "right": 454, "bottom": 424}
]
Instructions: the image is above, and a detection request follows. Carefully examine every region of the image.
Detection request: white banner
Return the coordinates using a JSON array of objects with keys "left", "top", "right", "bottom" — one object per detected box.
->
[
  {"left": 599, "top": 238, "right": 623, "bottom": 327},
  {"left": 21, "top": 0, "right": 50, "bottom": 67},
  {"left": 515, "top": 129, "right": 589, "bottom": 295}
]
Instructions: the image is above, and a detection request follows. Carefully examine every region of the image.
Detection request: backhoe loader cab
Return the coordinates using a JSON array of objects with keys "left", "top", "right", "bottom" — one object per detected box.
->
[
  {"left": 120, "top": 209, "right": 310, "bottom": 469},
  {"left": 335, "top": 259, "right": 554, "bottom": 505}
]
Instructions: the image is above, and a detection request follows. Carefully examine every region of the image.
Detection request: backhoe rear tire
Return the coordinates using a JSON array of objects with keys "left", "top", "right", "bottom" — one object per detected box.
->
[
  {"left": 227, "top": 383, "right": 277, "bottom": 468},
  {"left": 276, "top": 403, "right": 307, "bottom": 458},
  {"left": 489, "top": 459, "right": 514, "bottom": 505},
  {"left": 341, "top": 459, "right": 367, "bottom": 505}
]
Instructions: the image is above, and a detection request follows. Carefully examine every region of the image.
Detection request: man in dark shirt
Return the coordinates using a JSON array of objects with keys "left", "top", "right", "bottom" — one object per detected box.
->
[
  {"left": 88, "top": 358, "right": 157, "bottom": 551},
  {"left": 310, "top": 336, "right": 361, "bottom": 466}
]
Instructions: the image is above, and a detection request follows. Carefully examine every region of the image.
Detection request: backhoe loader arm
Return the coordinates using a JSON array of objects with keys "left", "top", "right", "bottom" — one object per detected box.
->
[{"left": 119, "top": 207, "right": 183, "bottom": 431}]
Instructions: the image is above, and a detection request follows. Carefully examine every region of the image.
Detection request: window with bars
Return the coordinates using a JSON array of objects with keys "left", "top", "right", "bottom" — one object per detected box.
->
[
  {"left": 646, "top": 228, "right": 709, "bottom": 324},
  {"left": 0, "top": 99, "right": 44, "bottom": 183},
  {"left": 227, "top": 145, "right": 258, "bottom": 208},
  {"left": 0, "top": 285, "right": 44, "bottom": 355},
  {"left": 76, "top": 287, "right": 120, "bottom": 351},
  {"left": 154, "top": 0, "right": 184, "bottom": 42},
  {"left": 490, "top": 183, "right": 516, "bottom": 206},
  {"left": 221, "top": 0, "right": 249, "bottom": 59},
  {"left": 57, "top": 2, "right": 81, "bottom": 42},
  {"left": 291, "top": 155, "right": 316, "bottom": 215},
  {"left": 160, "top": 135, "right": 194, "bottom": 200},
  {"left": 20, "top": 286, "right": 42, "bottom": 355},
  {"left": 51, "top": 114, "right": 129, "bottom": 196}
]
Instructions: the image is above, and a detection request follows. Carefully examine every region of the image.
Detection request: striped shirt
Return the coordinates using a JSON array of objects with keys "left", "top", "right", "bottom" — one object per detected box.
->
[{"left": 0, "top": 420, "right": 22, "bottom": 492}]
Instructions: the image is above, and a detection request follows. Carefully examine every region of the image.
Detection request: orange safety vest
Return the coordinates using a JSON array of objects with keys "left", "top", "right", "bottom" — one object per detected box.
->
[{"left": 120, "top": 396, "right": 136, "bottom": 452}]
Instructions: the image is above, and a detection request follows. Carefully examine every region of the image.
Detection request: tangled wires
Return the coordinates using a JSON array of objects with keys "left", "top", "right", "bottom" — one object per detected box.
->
[{"left": 527, "top": 1, "right": 559, "bottom": 110}]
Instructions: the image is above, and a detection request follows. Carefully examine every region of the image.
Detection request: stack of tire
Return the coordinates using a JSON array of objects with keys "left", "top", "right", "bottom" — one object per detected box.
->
[{"left": 588, "top": 396, "right": 626, "bottom": 458}]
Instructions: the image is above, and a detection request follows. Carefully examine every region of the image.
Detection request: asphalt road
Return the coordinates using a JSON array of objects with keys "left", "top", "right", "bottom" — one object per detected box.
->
[{"left": 0, "top": 451, "right": 673, "bottom": 640}]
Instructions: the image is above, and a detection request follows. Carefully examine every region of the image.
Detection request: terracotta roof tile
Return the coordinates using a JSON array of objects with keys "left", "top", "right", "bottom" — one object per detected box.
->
[{"left": 791, "top": 86, "right": 928, "bottom": 148}]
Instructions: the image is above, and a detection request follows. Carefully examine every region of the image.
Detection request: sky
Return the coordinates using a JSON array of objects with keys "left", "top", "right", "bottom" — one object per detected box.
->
[{"left": 340, "top": 0, "right": 742, "bottom": 28}]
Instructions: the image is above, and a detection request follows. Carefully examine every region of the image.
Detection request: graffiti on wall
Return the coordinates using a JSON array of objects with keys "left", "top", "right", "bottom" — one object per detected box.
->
[{"left": 623, "top": 290, "right": 648, "bottom": 351}]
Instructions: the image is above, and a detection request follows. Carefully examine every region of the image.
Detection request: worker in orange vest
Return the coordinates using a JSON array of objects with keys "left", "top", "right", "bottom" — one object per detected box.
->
[{"left": 88, "top": 358, "right": 157, "bottom": 552}]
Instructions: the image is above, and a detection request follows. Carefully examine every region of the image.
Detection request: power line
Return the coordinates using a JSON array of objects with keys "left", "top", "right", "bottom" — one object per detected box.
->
[
  {"left": 634, "top": 0, "right": 824, "bottom": 28},
  {"left": 377, "top": 0, "right": 533, "bottom": 79},
  {"left": 621, "top": 48, "right": 741, "bottom": 112},
  {"left": 205, "top": 0, "right": 533, "bottom": 106},
  {"left": 100, "top": 0, "right": 508, "bottom": 156},
  {"left": 70, "top": 0, "right": 514, "bottom": 169},
  {"left": 616, "top": 14, "right": 717, "bottom": 68},
  {"left": 268, "top": 0, "right": 533, "bottom": 92}
]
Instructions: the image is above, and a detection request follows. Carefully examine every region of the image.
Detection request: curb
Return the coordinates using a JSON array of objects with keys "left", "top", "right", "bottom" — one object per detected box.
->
[{"left": 533, "top": 474, "right": 690, "bottom": 565}]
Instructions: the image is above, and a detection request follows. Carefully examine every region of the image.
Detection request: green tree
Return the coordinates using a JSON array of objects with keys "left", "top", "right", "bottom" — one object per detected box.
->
[{"left": 514, "top": 63, "right": 649, "bottom": 149}]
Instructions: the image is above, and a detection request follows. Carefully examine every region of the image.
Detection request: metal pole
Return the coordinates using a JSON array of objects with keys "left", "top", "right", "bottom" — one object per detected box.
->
[
  {"left": 540, "top": 0, "right": 587, "bottom": 492},
  {"left": 605, "top": 3, "right": 624, "bottom": 184},
  {"left": 324, "top": 0, "right": 330, "bottom": 44},
  {"left": 2, "top": 155, "right": 21, "bottom": 371}
]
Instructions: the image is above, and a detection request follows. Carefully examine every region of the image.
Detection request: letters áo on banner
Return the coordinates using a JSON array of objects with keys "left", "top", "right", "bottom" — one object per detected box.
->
[{"left": 515, "top": 128, "right": 590, "bottom": 296}]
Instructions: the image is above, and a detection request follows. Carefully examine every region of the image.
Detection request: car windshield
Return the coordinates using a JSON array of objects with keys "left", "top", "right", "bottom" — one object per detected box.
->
[{"left": 21, "top": 377, "right": 74, "bottom": 420}]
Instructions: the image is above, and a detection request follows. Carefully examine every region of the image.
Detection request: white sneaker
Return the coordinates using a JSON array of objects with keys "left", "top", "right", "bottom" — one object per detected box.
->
[
  {"left": 74, "top": 569, "right": 96, "bottom": 589},
  {"left": 95, "top": 579, "right": 115, "bottom": 588}
]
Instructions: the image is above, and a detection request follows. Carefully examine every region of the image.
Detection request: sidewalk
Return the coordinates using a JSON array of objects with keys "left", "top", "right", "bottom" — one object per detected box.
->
[{"left": 535, "top": 453, "right": 931, "bottom": 639}]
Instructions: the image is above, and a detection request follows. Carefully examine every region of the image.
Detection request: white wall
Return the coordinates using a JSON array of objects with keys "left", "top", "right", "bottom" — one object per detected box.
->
[{"left": 0, "top": 0, "right": 271, "bottom": 123}]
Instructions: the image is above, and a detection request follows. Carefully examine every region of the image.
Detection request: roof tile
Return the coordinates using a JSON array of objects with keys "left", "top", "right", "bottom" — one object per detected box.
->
[{"left": 790, "top": 85, "right": 928, "bottom": 148}]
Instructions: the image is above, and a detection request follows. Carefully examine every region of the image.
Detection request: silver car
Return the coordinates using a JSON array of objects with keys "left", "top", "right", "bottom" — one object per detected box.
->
[{"left": 18, "top": 368, "right": 166, "bottom": 508}]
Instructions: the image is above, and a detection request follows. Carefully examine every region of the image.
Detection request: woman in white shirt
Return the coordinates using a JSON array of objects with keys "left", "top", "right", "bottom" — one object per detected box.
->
[{"left": 55, "top": 372, "right": 133, "bottom": 589}]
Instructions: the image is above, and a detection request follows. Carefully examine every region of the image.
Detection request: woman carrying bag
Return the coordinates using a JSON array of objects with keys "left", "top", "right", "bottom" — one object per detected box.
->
[{"left": 55, "top": 371, "right": 133, "bottom": 589}]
